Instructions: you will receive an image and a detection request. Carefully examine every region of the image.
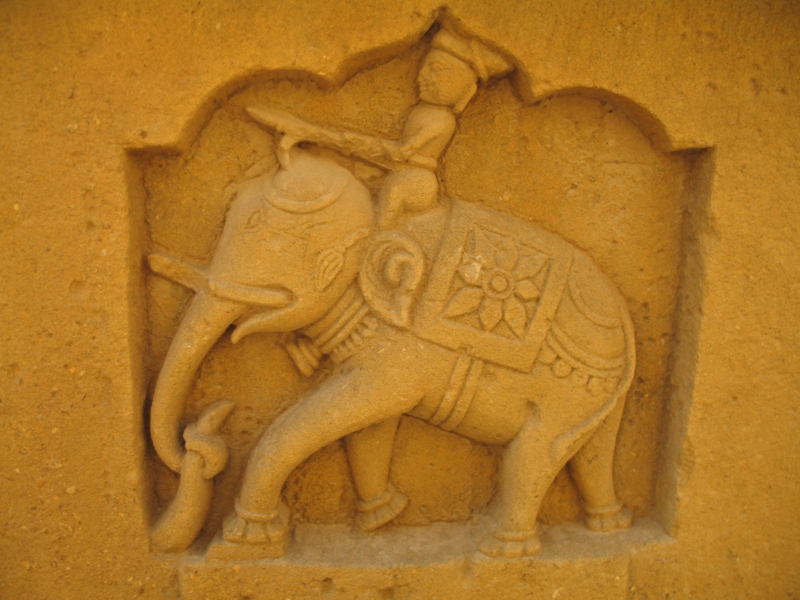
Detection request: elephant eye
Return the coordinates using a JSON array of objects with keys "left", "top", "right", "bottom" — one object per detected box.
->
[{"left": 245, "top": 210, "right": 262, "bottom": 231}]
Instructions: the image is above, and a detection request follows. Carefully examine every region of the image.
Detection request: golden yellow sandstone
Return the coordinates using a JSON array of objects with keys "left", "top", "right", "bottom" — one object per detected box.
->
[{"left": 1, "top": 1, "right": 798, "bottom": 598}]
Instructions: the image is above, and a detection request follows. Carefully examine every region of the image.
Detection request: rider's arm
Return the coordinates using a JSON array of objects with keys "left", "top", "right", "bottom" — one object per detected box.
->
[{"left": 389, "top": 106, "right": 456, "bottom": 162}]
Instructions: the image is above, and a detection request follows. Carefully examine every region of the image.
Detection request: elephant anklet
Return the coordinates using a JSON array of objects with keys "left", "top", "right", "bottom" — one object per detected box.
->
[
  {"left": 222, "top": 498, "right": 290, "bottom": 548},
  {"left": 584, "top": 501, "right": 633, "bottom": 532},
  {"left": 355, "top": 483, "right": 409, "bottom": 532}
]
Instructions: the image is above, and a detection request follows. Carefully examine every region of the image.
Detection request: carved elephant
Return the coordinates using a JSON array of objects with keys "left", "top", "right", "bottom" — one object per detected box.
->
[{"left": 148, "top": 149, "right": 635, "bottom": 558}]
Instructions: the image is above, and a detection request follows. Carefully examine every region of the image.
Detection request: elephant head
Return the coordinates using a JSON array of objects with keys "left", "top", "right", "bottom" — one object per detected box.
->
[{"left": 148, "top": 149, "right": 375, "bottom": 473}]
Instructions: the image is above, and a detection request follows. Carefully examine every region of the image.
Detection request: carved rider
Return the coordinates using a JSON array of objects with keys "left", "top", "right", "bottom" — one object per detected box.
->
[{"left": 247, "top": 26, "right": 513, "bottom": 230}]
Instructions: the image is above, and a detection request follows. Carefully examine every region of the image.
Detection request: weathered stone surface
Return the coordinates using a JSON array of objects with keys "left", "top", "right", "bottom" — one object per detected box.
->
[{"left": 1, "top": 1, "right": 798, "bottom": 598}]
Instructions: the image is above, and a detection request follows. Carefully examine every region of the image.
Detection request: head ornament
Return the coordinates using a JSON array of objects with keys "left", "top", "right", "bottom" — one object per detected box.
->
[{"left": 263, "top": 152, "right": 350, "bottom": 214}]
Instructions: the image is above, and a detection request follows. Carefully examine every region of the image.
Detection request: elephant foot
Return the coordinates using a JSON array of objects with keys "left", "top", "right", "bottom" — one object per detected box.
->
[
  {"left": 354, "top": 483, "right": 409, "bottom": 532},
  {"left": 477, "top": 526, "right": 541, "bottom": 559},
  {"left": 584, "top": 502, "right": 632, "bottom": 532},
  {"left": 223, "top": 498, "right": 290, "bottom": 552}
]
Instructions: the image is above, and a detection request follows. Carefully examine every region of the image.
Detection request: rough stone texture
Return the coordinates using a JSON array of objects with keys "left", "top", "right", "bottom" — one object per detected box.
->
[{"left": 0, "top": 0, "right": 798, "bottom": 598}]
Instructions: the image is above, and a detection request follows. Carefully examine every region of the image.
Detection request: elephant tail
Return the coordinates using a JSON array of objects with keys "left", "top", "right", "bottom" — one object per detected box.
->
[{"left": 549, "top": 292, "right": 636, "bottom": 465}]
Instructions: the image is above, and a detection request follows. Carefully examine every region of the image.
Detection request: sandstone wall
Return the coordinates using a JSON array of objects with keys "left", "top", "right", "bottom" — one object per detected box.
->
[{"left": 1, "top": 1, "right": 798, "bottom": 598}]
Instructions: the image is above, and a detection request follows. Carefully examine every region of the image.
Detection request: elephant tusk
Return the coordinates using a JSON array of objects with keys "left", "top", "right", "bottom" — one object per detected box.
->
[
  {"left": 208, "top": 279, "right": 293, "bottom": 309},
  {"left": 148, "top": 252, "right": 293, "bottom": 308},
  {"left": 148, "top": 252, "right": 208, "bottom": 293}
]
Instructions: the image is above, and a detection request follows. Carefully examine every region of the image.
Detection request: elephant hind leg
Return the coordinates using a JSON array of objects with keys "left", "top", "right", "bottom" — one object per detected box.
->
[
  {"left": 345, "top": 417, "right": 409, "bottom": 532},
  {"left": 478, "top": 405, "right": 563, "bottom": 559},
  {"left": 568, "top": 399, "right": 632, "bottom": 532}
]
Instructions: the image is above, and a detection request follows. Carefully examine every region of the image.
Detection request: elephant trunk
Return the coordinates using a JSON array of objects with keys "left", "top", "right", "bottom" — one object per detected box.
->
[
  {"left": 151, "top": 400, "right": 234, "bottom": 553},
  {"left": 150, "top": 292, "right": 246, "bottom": 473}
]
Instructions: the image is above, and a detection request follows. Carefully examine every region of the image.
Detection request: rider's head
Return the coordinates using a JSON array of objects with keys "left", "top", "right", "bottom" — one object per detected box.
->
[
  {"left": 421, "top": 27, "right": 514, "bottom": 113},
  {"left": 417, "top": 49, "right": 478, "bottom": 111}
]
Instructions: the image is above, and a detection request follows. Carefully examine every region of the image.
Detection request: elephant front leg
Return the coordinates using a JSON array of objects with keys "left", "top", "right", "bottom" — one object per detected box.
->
[
  {"left": 223, "top": 369, "right": 418, "bottom": 550},
  {"left": 345, "top": 417, "right": 409, "bottom": 532}
]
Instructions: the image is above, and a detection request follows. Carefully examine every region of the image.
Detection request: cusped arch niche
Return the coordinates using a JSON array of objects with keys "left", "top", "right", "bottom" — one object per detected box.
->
[{"left": 135, "top": 21, "right": 707, "bottom": 551}]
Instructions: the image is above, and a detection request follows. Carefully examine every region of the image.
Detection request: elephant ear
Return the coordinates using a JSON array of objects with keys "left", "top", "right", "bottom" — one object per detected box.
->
[{"left": 359, "top": 232, "right": 425, "bottom": 329}]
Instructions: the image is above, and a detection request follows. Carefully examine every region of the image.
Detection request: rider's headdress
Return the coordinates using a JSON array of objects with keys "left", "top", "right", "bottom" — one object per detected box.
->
[{"left": 431, "top": 27, "right": 513, "bottom": 82}]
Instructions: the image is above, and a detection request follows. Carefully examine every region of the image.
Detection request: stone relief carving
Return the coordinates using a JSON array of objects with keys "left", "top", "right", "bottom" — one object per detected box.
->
[{"left": 146, "top": 24, "right": 635, "bottom": 560}]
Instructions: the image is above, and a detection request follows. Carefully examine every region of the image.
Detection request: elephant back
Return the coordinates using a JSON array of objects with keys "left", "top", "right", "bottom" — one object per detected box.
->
[{"left": 411, "top": 200, "right": 630, "bottom": 378}]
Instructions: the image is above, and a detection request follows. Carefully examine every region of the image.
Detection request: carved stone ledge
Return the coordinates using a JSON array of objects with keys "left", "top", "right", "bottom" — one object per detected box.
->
[{"left": 179, "top": 519, "right": 672, "bottom": 599}]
